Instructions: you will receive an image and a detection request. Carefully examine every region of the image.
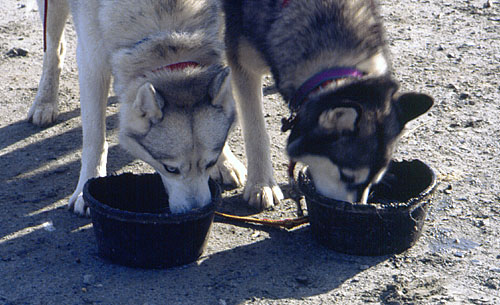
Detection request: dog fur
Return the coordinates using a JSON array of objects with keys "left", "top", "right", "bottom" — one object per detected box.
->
[
  {"left": 29, "top": 0, "right": 246, "bottom": 214},
  {"left": 221, "top": 0, "right": 433, "bottom": 208}
]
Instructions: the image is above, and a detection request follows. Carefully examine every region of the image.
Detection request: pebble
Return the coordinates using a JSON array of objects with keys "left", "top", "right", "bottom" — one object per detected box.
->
[
  {"left": 83, "top": 274, "right": 94, "bottom": 285},
  {"left": 6, "top": 48, "right": 28, "bottom": 57},
  {"left": 296, "top": 276, "right": 310, "bottom": 286},
  {"left": 42, "top": 221, "right": 56, "bottom": 232},
  {"left": 459, "top": 93, "right": 470, "bottom": 100},
  {"left": 484, "top": 278, "right": 499, "bottom": 290},
  {"left": 443, "top": 185, "right": 453, "bottom": 194},
  {"left": 359, "top": 264, "right": 370, "bottom": 270}
]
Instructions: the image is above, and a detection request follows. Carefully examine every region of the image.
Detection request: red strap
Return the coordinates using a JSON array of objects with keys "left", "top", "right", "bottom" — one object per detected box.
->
[
  {"left": 43, "top": 0, "right": 48, "bottom": 52},
  {"left": 153, "top": 61, "right": 199, "bottom": 72}
]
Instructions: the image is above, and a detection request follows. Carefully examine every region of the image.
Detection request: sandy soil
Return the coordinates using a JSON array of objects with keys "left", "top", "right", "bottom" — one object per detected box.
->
[{"left": 0, "top": 0, "right": 499, "bottom": 304}]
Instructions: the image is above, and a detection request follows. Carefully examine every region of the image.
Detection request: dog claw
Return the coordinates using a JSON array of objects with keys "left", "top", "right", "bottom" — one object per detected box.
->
[
  {"left": 68, "top": 192, "right": 91, "bottom": 217},
  {"left": 211, "top": 149, "right": 247, "bottom": 187},
  {"left": 244, "top": 182, "right": 283, "bottom": 210},
  {"left": 27, "top": 102, "right": 58, "bottom": 127}
]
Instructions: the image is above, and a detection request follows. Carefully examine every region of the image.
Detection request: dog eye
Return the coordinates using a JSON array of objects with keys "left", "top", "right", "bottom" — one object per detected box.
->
[
  {"left": 163, "top": 164, "right": 180, "bottom": 175},
  {"left": 205, "top": 160, "right": 217, "bottom": 169},
  {"left": 339, "top": 169, "right": 355, "bottom": 184}
]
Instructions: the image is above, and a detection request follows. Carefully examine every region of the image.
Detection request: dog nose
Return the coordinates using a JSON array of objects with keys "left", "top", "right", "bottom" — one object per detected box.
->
[{"left": 190, "top": 193, "right": 211, "bottom": 208}]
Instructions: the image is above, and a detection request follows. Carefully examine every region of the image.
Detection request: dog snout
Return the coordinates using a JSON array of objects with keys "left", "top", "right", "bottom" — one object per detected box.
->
[{"left": 159, "top": 174, "right": 211, "bottom": 213}]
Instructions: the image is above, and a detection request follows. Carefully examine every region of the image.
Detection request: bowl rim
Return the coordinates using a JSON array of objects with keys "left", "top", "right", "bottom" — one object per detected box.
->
[
  {"left": 297, "top": 159, "right": 437, "bottom": 214},
  {"left": 83, "top": 173, "right": 219, "bottom": 224}
]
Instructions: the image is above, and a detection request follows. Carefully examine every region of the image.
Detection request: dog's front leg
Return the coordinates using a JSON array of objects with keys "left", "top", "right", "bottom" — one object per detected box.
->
[
  {"left": 230, "top": 67, "right": 283, "bottom": 210},
  {"left": 210, "top": 143, "right": 247, "bottom": 187},
  {"left": 68, "top": 42, "right": 111, "bottom": 216},
  {"left": 28, "top": 0, "right": 69, "bottom": 126}
]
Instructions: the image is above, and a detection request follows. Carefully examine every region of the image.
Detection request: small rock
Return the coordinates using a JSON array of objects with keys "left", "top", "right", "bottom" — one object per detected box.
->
[
  {"left": 6, "top": 48, "right": 28, "bottom": 57},
  {"left": 485, "top": 278, "right": 499, "bottom": 289},
  {"left": 483, "top": 0, "right": 492, "bottom": 8},
  {"left": 218, "top": 300, "right": 227, "bottom": 305},
  {"left": 83, "top": 274, "right": 94, "bottom": 285},
  {"left": 454, "top": 251, "right": 465, "bottom": 258},
  {"left": 437, "top": 45, "right": 445, "bottom": 51},
  {"left": 459, "top": 93, "right": 470, "bottom": 100},
  {"left": 42, "top": 221, "right": 56, "bottom": 232},
  {"left": 464, "top": 121, "right": 477, "bottom": 128},
  {"left": 251, "top": 231, "right": 261, "bottom": 239},
  {"left": 443, "top": 185, "right": 453, "bottom": 194},
  {"left": 359, "top": 264, "right": 370, "bottom": 270},
  {"left": 296, "top": 276, "right": 310, "bottom": 286}
]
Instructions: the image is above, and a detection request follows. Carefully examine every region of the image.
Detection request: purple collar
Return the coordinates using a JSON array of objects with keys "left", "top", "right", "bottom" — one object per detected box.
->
[{"left": 289, "top": 67, "right": 364, "bottom": 111}]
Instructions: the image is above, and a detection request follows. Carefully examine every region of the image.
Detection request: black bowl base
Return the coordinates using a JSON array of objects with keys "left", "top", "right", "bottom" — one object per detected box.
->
[
  {"left": 299, "top": 160, "right": 436, "bottom": 256},
  {"left": 83, "top": 173, "right": 219, "bottom": 268}
]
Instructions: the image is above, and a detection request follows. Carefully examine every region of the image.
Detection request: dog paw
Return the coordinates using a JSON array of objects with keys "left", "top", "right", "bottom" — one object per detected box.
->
[
  {"left": 210, "top": 146, "right": 247, "bottom": 187},
  {"left": 243, "top": 181, "right": 284, "bottom": 210},
  {"left": 27, "top": 102, "right": 58, "bottom": 126},
  {"left": 210, "top": 156, "right": 247, "bottom": 187},
  {"left": 68, "top": 191, "right": 91, "bottom": 217}
]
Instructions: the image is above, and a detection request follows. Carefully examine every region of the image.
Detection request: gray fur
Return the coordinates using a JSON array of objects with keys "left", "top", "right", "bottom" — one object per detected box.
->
[{"left": 30, "top": 0, "right": 247, "bottom": 215}]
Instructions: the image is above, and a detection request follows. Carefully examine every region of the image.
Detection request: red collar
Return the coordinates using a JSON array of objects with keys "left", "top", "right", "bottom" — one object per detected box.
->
[{"left": 153, "top": 61, "right": 199, "bottom": 73}]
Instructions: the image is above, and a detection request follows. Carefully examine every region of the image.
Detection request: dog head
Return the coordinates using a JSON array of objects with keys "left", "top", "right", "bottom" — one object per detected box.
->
[
  {"left": 119, "top": 65, "right": 235, "bottom": 213},
  {"left": 287, "top": 76, "right": 433, "bottom": 203}
]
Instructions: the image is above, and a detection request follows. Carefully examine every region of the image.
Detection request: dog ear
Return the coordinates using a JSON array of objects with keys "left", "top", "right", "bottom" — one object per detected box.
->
[
  {"left": 394, "top": 92, "right": 434, "bottom": 125},
  {"left": 133, "top": 82, "right": 164, "bottom": 124},
  {"left": 318, "top": 107, "right": 360, "bottom": 135},
  {"left": 286, "top": 135, "right": 305, "bottom": 157},
  {"left": 209, "top": 67, "right": 232, "bottom": 108}
]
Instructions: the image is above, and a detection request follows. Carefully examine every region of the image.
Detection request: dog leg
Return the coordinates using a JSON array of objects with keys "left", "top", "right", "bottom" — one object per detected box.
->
[
  {"left": 230, "top": 67, "right": 284, "bottom": 210},
  {"left": 28, "top": 0, "right": 69, "bottom": 126},
  {"left": 210, "top": 143, "right": 247, "bottom": 187},
  {"left": 68, "top": 39, "right": 111, "bottom": 216}
]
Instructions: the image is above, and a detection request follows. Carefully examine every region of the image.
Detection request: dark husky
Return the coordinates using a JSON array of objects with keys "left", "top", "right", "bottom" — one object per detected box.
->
[{"left": 221, "top": 0, "right": 433, "bottom": 208}]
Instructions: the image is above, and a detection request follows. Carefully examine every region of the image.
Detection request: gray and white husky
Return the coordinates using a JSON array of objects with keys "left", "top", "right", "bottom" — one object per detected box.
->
[
  {"left": 221, "top": 0, "right": 434, "bottom": 208},
  {"left": 28, "top": 0, "right": 246, "bottom": 215}
]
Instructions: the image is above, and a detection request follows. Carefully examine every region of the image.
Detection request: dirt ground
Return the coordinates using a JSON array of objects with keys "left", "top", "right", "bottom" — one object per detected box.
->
[{"left": 1, "top": 0, "right": 499, "bottom": 304}]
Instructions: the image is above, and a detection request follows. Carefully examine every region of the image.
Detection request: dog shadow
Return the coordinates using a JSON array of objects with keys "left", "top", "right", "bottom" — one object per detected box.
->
[
  {"left": 191, "top": 226, "right": 387, "bottom": 304},
  {"left": 0, "top": 104, "right": 137, "bottom": 214},
  {"left": 0, "top": 101, "right": 389, "bottom": 304},
  {"left": 179, "top": 191, "right": 388, "bottom": 303}
]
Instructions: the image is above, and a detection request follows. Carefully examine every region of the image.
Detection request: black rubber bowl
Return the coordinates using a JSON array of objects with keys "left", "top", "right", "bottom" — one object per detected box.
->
[
  {"left": 83, "top": 173, "right": 219, "bottom": 268},
  {"left": 298, "top": 160, "right": 436, "bottom": 256}
]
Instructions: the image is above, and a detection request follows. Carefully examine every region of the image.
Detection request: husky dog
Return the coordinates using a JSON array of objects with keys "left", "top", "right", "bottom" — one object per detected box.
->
[
  {"left": 221, "top": 0, "right": 433, "bottom": 208},
  {"left": 28, "top": 0, "right": 246, "bottom": 215}
]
